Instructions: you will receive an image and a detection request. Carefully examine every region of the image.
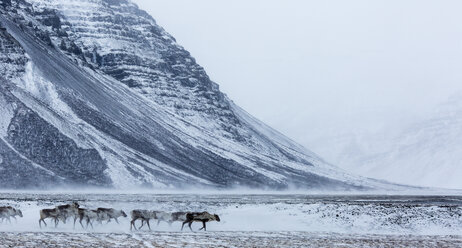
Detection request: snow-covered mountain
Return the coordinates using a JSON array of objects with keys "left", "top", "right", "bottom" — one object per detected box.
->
[
  {"left": 0, "top": 0, "right": 395, "bottom": 189},
  {"left": 356, "top": 94, "right": 462, "bottom": 189}
]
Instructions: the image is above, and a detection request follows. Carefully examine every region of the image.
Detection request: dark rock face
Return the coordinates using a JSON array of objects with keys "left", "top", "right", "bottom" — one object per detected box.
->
[
  {"left": 0, "top": 83, "right": 110, "bottom": 188},
  {"left": 0, "top": 0, "right": 392, "bottom": 190},
  {"left": 0, "top": 139, "right": 61, "bottom": 188},
  {"left": 0, "top": 26, "right": 27, "bottom": 79},
  {"left": 0, "top": 0, "right": 12, "bottom": 8},
  {"left": 7, "top": 105, "right": 110, "bottom": 186}
]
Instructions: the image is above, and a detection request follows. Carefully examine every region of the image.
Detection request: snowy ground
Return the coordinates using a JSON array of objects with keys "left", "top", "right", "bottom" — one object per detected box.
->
[
  {"left": 0, "top": 192, "right": 462, "bottom": 247},
  {"left": 1, "top": 231, "right": 461, "bottom": 248}
]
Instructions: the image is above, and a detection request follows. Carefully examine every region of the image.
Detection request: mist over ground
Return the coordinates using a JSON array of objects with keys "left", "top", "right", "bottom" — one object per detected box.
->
[{"left": 133, "top": 0, "right": 462, "bottom": 189}]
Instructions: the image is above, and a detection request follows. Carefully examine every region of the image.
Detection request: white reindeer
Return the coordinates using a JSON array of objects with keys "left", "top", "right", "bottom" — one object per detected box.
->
[
  {"left": 96, "top": 208, "right": 127, "bottom": 224},
  {"left": 0, "top": 206, "right": 23, "bottom": 223},
  {"left": 131, "top": 211, "right": 189, "bottom": 231}
]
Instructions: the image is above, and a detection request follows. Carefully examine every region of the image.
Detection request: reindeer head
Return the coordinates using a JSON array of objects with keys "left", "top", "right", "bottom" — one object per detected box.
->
[
  {"left": 72, "top": 202, "right": 80, "bottom": 208},
  {"left": 121, "top": 210, "right": 127, "bottom": 217},
  {"left": 214, "top": 214, "right": 220, "bottom": 222},
  {"left": 16, "top": 209, "right": 23, "bottom": 218}
]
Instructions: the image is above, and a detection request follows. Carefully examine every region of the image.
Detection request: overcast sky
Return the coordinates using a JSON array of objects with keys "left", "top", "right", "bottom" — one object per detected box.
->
[{"left": 132, "top": 0, "right": 462, "bottom": 161}]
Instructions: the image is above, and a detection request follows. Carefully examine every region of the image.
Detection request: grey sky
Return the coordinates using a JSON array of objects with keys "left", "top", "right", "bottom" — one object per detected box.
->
[{"left": 132, "top": 0, "right": 462, "bottom": 161}]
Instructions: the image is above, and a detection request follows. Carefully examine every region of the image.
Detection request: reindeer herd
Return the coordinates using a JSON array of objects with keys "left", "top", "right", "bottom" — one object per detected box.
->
[{"left": 1, "top": 203, "right": 220, "bottom": 231}]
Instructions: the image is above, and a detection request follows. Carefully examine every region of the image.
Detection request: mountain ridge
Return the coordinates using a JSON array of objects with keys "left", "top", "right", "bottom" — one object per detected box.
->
[{"left": 0, "top": 0, "right": 398, "bottom": 190}]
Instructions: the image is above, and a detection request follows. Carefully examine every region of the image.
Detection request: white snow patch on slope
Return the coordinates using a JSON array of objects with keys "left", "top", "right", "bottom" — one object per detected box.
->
[{"left": 0, "top": 94, "right": 14, "bottom": 138}]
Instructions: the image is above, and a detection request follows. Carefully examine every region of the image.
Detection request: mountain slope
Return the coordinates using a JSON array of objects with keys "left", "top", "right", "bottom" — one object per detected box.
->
[
  {"left": 356, "top": 94, "right": 462, "bottom": 189},
  {"left": 0, "top": 0, "right": 395, "bottom": 189}
]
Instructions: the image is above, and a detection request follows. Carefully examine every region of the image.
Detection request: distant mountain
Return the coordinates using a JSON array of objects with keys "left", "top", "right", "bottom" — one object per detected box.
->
[
  {"left": 356, "top": 94, "right": 462, "bottom": 189},
  {"left": 0, "top": 0, "right": 395, "bottom": 189}
]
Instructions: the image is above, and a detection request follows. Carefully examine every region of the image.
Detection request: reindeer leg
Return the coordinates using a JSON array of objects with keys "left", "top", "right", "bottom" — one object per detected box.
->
[
  {"left": 130, "top": 219, "right": 136, "bottom": 231},
  {"left": 146, "top": 219, "right": 151, "bottom": 231},
  {"left": 62, "top": 216, "right": 67, "bottom": 224},
  {"left": 181, "top": 221, "right": 186, "bottom": 231},
  {"left": 83, "top": 217, "right": 89, "bottom": 229},
  {"left": 115, "top": 218, "right": 119, "bottom": 224},
  {"left": 199, "top": 221, "right": 206, "bottom": 231},
  {"left": 79, "top": 217, "right": 85, "bottom": 229},
  {"left": 188, "top": 222, "right": 193, "bottom": 231},
  {"left": 157, "top": 219, "right": 161, "bottom": 226},
  {"left": 138, "top": 219, "right": 145, "bottom": 230},
  {"left": 130, "top": 220, "right": 133, "bottom": 230}
]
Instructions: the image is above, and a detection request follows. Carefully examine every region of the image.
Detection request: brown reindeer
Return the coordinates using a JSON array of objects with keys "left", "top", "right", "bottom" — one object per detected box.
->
[
  {"left": 39, "top": 202, "right": 79, "bottom": 228},
  {"left": 56, "top": 202, "right": 80, "bottom": 223},
  {"left": 181, "top": 212, "right": 220, "bottom": 231},
  {"left": 75, "top": 208, "right": 99, "bottom": 229},
  {"left": 130, "top": 209, "right": 156, "bottom": 230},
  {"left": 39, "top": 208, "right": 66, "bottom": 228}
]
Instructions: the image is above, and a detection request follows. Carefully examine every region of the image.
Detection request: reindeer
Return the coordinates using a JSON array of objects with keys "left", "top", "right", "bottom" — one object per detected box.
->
[
  {"left": 130, "top": 209, "right": 156, "bottom": 230},
  {"left": 39, "top": 202, "right": 79, "bottom": 228},
  {"left": 171, "top": 211, "right": 188, "bottom": 223},
  {"left": 133, "top": 211, "right": 189, "bottom": 230},
  {"left": 155, "top": 211, "right": 189, "bottom": 226},
  {"left": 96, "top": 208, "right": 127, "bottom": 224},
  {"left": 56, "top": 202, "right": 80, "bottom": 225},
  {"left": 38, "top": 208, "right": 66, "bottom": 228},
  {"left": 181, "top": 212, "right": 220, "bottom": 231},
  {"left": 0, "top": 206, "right": 23, "bottom": 223},
  {"left": 153, "top": 211, "right": 173, "bottom": 226},
  {"left": 75, "top": 208, "right": 99, "bottom": 229}
]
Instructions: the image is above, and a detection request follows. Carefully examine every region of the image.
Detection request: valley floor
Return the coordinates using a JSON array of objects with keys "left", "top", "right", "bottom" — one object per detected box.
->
[
  {"left": 1, "top": 192, "right": 462, "bottom": 247},
  {"left": 0, "top": 231, "right": 461, "bottom": 248}
]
